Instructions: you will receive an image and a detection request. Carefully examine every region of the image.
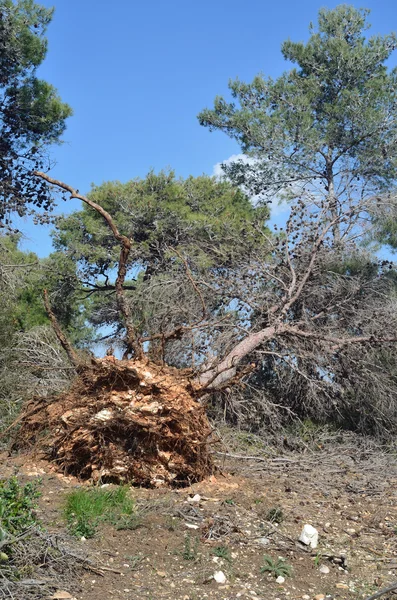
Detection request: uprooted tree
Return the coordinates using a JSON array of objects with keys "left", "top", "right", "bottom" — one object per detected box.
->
[{"left": 12, "top": 5, "right": 397, "bottom": 485}]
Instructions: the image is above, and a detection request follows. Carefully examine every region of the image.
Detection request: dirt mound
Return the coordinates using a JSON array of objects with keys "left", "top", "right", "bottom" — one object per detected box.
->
[{"left": 13, "top": 358, "right": 213, "bottom": 487}]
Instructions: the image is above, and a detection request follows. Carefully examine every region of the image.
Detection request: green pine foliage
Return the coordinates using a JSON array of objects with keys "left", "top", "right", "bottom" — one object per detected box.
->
[
  {"left": 0, "top": 0, "right": 72, "bottom": 228},
  {"left": 199, "top": 6, "right": 397, "bottom": 211}
]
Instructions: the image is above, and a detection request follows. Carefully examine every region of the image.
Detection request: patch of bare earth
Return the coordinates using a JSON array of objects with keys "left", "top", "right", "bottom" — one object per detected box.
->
[{"left": 2, "top": 433, "right": 397, "bottom": 600}]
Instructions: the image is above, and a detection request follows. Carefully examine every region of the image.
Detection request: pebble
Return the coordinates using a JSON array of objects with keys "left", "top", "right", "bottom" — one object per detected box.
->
[
  {"left": 257, "top": 537, "right": 270, "bottom": 546},
  {"left": 319, "top": 565, "right": 330, "bottom": 574},
  {"left": 187, "top": 494, "right": 201, "bottom": 503},
  {"left": 313, "top": 595, "right": 325, "bottom": 600},
  {"left": 214, "top": 571, "right": 227, "bottom": 584},
  {"left": 336, "top": 583, "right": 349, "bottom": 589},
  {"left": 276, "top": 576, "right": 285, "bottom": 584}
]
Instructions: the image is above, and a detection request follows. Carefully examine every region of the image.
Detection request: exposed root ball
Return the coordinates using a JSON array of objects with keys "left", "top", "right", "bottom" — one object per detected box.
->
[{"left": 14, "top": 358, "right": 214, "bottom": 487}]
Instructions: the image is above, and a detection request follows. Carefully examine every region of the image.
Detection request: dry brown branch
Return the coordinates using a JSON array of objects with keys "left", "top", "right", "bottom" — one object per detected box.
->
[
  {"left": 364, "top": 582, "right": 397, "bottom": 600},
  {"left": 43, "top": 289, "right": 80, "bottom": 368},
  {"left": 34, "top": 171, "right": 143, "bottom": 358},
  {"left": 172, "top": 247, "right": 207, "bottom": 321}
]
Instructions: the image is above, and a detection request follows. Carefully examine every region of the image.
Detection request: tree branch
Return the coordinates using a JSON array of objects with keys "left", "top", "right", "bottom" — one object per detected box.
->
[
  {"left": 34, "top": 171, "right": 143, "bottom": 359},
  {"left": 43, "top": 289, "right": 81, "bottom": 369}
]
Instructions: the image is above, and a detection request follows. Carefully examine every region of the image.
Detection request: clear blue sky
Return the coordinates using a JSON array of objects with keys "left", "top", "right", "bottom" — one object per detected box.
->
[{"left": 20, "top": 0, "right": 397, "bottom": 256}]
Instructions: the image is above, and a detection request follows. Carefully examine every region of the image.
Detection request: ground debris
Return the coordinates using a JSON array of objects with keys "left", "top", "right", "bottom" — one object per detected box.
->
[{"left": 13, "top": 358, "right": 213, "bottom": 487}]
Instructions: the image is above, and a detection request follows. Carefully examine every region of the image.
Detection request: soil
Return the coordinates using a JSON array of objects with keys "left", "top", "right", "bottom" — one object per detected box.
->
[{"left": 2, "top": 432, "right": 397, "bottom": 600}]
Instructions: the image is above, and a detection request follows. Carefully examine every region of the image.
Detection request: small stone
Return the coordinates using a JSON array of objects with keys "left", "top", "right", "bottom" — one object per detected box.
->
[
  {"left": 213, "top": 571, "right": 227, "bottom": 584},
  {"left": 185, "top": 523, "right": 199, "bottom": 529},
  {"left": 276, "top": 576, "right": 285, "bottom": 584},
  {"left": 50, "top": 593, "right": 73, "bottom": 600},
  {"left": 187, "top": 494, "right": 201, "bottom": 503},
  {"left": 314, "top": 595, "right": 325, "bottom": 600},
  {"left": 157, "top": 571, "right": 167, "bottom": 577},
  {"left": 319, "top": 565, "right": 330, "bottom": 574},
  {"left": 336, "top": 583, "right": 349, "bottom": 589},
  {"left": 257, "top": 537, "right": 270, "bottom": 546},
  {"left": 80, "top": 536, "right": 86, "bottom": 542}
]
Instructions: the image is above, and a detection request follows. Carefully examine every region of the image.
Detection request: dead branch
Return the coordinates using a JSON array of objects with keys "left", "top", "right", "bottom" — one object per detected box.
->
[
  {"left": 34, "top": 171, "right": 143, "bottom": 358},
  {"left": 43, "top": 289, "right": 80, "bottom": 368},
  {"left": 364, "top": 582, "right": 397, "bottom": 600},
  {"left": 173, "top": 247, "right": 207, "bottom": 321}
]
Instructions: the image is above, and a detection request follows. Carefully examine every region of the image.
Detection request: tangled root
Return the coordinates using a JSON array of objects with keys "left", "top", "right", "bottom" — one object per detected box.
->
[{"left": 14, "top": 358, "right": 214, "bottom": 487}]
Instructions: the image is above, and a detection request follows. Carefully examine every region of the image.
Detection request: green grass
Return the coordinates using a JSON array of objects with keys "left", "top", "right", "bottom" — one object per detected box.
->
[{"left": 64, "top": 485, "right": 137, "bottom": 538}]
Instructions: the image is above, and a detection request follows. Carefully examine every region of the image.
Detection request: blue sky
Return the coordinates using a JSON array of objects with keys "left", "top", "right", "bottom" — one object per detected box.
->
[{"left": 19, "top": 0, "right": 397, "bottom": 256}]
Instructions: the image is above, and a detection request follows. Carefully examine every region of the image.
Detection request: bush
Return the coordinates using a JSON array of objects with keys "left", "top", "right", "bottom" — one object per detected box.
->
[{"left": 0, "top": 476, "right": 40, "bottom": 555}]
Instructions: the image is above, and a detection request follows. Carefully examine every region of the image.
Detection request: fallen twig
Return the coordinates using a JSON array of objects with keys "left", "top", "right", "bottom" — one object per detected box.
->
[{"left": 364, "top": 581, "right": 397, "bottom": 600}]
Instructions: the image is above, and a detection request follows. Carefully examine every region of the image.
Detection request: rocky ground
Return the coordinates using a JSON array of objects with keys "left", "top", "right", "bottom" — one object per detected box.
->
[{"left": 2, "top": 430, "right": 397, "bottom": 600}]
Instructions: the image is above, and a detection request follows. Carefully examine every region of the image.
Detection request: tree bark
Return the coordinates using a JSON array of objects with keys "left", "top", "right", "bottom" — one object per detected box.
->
[{"left": 196, "top": 324, "right": 284, "bottom": 390}]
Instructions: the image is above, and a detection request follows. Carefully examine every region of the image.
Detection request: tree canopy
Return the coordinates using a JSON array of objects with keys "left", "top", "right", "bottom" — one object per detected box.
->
[
  {"left": 198, "top": 5, "right": 397, "bottom": 242},
  {"left": 51, "top": 170, "right": 269, "bottom": 350},
  {"left": 0, "top": 0, "right": 72, "bottom": 230}
]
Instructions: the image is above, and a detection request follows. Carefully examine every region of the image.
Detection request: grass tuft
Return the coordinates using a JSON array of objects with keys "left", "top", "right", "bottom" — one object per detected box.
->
[{"left": 64, "top": 485, "right": 136, "bottom": 538}]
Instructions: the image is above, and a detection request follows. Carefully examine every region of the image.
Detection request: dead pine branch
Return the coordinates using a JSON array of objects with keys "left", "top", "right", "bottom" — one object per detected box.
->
[
  {"left": 364, "top": 582, "right": 397, "bottom": 600},
  {"left": 43, "top": 289, "right": 81, "bottom": 369},
  {"left": 34, "top": 171, "right": 143, "bottom": 359}
]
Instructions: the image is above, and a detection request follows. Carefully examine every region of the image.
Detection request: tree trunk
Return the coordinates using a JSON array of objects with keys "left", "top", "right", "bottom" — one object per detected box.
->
[{"left": 196, "top": 325, "right": 281, "bottom": 390}]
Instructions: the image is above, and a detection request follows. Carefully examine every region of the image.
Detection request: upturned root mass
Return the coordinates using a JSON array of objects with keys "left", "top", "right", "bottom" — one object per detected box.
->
[{"left": 14, "top": 358, "right": 214, "bottom": 487}]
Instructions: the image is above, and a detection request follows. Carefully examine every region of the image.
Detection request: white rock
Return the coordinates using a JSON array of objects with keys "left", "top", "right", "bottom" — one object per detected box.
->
[
  {"left": 319, "top": 565, "right": 330, "bottom": 574},
  {"left": 299, "top": 524, "right": 319, "bottom": 548},
  {"left": 214, "top": 571, "right": 227, "bottom": 584},
  {"left": 185, "top": 523, "right": 199, "bottom": 529},
  {"left": 212, "top": 556, "right": 220, "bottom": 563},
  {"left": 276, "top": 576, "right": 285, "bottom": 584},
  {"left": 187, "top": 494, "right": 201, "bottom": 503},
  {"left": 257, "top": 537, "right": 270, "bottom": 546}
]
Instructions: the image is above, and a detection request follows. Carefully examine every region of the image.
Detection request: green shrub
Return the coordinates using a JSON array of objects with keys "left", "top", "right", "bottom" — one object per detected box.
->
[{"left": 0, "top": 476, "right": 41, "bottom": 555}]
